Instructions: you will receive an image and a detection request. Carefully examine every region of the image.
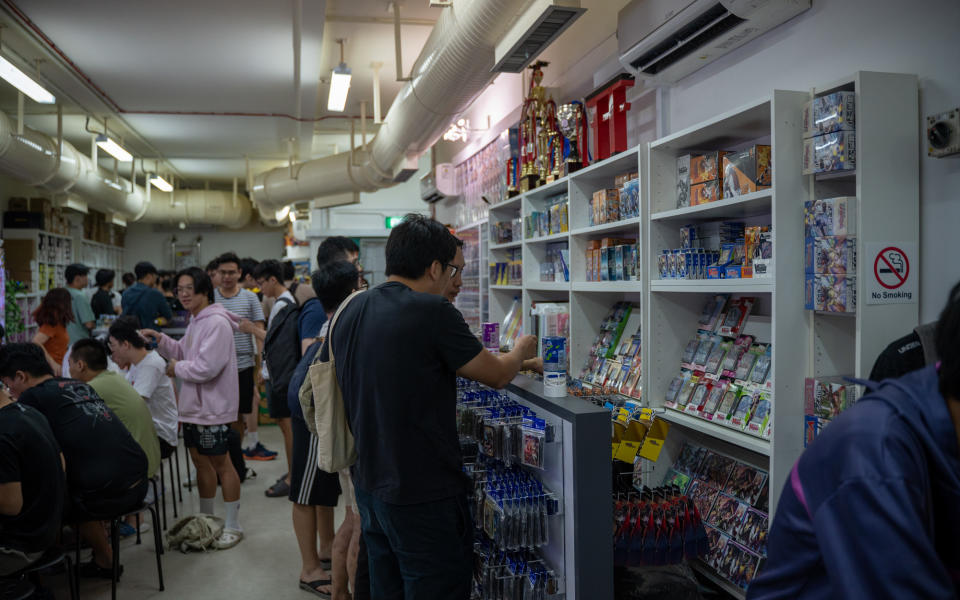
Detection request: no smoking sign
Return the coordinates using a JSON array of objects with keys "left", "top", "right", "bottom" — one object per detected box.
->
[{"left": 866, "top": 242, "right": 917, "bottom": 304}]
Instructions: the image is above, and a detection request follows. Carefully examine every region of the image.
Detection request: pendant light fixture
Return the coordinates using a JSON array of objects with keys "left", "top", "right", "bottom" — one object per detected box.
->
[
  {"left": 0, "top": 55, "right": 55, "bottom": 104},
  {"left": 327, "top": 38, "right": 351, "bottom": 112},
  {"left": 96, "top": 134, "right": 133, "bottom": 162}
]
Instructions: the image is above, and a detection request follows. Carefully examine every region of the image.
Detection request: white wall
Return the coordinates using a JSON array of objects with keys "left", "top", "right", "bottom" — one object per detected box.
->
[{"left": 122, "top": 224, "right": 284, "bottom": 272}]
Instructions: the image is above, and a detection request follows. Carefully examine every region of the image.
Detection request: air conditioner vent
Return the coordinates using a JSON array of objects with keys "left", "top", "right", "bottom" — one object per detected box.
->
[
  {"left": 631, "top": 3, "right": 745, "bottom": 75},
  {"left": 493, "top": 2, "right": 585, "bottom": 73}
]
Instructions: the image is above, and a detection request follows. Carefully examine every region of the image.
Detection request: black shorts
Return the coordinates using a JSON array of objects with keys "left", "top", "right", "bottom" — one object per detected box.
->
[
  {"left": 268, "top": 380, "right": 292, "bottom": 419},
  {"left": 289, "top": 416, "right": 340, "bottom": 506},
  {"left": 183, "top": 423, "right": 231, "bottom": 456},
  {"left": 64, "top": 478, "right": 149, "bottom": 522},
  {"left": 159, "top": 438, "right": 176, "bottom": 459},
  {"left": 238, "top": 367, "right": 255, "bottom": 415}
]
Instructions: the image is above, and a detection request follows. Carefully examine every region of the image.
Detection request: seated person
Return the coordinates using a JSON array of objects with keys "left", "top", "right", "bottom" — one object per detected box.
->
[
  {"left": 69, "top": 339, "right": 161, "bottom": 481},
  {"left": 107, "top": 317, "right": 179, "bottom": 459},
  {"left": 0, "top": 383, "right": 65, "bottom": 576},
  {"left": 0, "top": 343, "right": 148, "bottom": 579}
]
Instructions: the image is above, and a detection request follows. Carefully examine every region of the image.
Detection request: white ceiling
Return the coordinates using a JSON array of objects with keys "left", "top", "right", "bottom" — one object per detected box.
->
[{"left": 0, "top": 0, "right": 437, "bottom": 185}]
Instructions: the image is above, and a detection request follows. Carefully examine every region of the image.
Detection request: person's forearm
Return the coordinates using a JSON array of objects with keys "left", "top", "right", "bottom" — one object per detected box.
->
[{"left": 493, "top": 348, "right": 526, "bottom": 387}]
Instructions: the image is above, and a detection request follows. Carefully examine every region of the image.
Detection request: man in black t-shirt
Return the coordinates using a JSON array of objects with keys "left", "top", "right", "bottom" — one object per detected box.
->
[
  {"left": 869, "top": 321, "right": 939, "bottom": 381},
  {"left": 329, "top": 214, "right": 537, "bottom": 599},
  {"left": 0, "top": 343, "right": 148, "bottom": 579},
  {"left": 0, "top": 384, "right": 65, "bottom": 576}
]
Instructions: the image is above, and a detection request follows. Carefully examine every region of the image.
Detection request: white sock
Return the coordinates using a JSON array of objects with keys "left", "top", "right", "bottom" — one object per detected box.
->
[
  {"left": 199, "top": 497, "right": 215, "bottom": 515},
  {"left": 243, "top": 431, "right": 259, "bottom": 450},
  {"left": 224, "top": 500, "right": 242, "bottom": 532}
]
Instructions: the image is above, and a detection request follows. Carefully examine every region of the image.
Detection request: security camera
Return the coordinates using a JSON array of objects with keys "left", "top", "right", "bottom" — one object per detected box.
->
[{"left": 927, "top": 108, "right": 960, "bottom": 158}]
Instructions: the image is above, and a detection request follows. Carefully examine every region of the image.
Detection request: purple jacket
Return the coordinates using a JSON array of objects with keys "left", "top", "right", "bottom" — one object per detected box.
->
[{"left": 158, "top": 303, "right": 240, "bottom": 426}]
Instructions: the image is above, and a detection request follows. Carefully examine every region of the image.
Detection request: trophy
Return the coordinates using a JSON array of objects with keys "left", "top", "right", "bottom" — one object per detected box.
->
[{"left": 557, "top": 102, "right": 584, "bottom": 174}]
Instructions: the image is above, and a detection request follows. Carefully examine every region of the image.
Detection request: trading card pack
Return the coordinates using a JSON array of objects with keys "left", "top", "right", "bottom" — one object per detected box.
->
[
  {"left": 724, "top": 463, "right": 769, "bottom": 506},
  {"left": 687, "top": 479, "right": 721, "bottom": 519},
  {"left": 674, "top": 442, "right": 708, "bottom": 475},
  {"left": 697, "top": 451, "right": 736, "bottom": 489},
  {"left": 708, "top": 493, "right": 750, "bottom": 536}
]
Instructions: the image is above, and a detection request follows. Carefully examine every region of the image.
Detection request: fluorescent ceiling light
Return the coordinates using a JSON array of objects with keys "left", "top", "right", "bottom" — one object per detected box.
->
[
  {"left": 96, "top": 134, "right": 133, "bottom": 162},
  {"left": 289, "top": 211, "right": 297, "bottom": 222},
  {"left": 150, "top": 174, "right": 173, "bottom": 192},
  {"left": 275, "top": 206, "right": 291, "bottom": 222},
  {"left": 327, "top": 63, "right": 352, "bottom": 112},
  {"left": 0, "top": 55, "right": 55, "bottom": 104}
]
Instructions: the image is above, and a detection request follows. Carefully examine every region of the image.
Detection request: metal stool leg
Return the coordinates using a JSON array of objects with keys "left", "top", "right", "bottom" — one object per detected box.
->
[
  {"left": 169, "top": 455, "right": 179, "bottom": 519},
  {"left": 148, "top": 505, "right": 165, "bottom": 590},
  {"left": 174, "top": 446, "right": 183, "bottom": 502},
  {"left": 111, "top": 518, "right": 120, "bottom": 600}
]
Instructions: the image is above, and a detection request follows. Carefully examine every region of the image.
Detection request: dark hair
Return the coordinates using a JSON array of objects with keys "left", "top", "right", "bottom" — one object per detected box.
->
[
  {"left": 205, "top": 259, "right": 220, "bottom": 273},
  {"left": 33, "top": 288, "right": 74, "bottom": 327},
  {"left": 312, "top": 261, "right": 360, "bottom": 313},
  {"left": 176, "top": 267, "right": 215, "bottom": 303},
  {"left": 239, "top": 258, "right": 259, "bottom": 280},
  {"left": 253, "top": 259, "right": 283, "bottom": 283},
  {"left": 65, "top": 263, "right": 89, "bottom": 284},
  {"left": 161, "top": 277, "right": 174, "bottom": 293},
  {"left": 455, "top": 237, "right": 464, "bottom": 248},
  {"left": 108, "top": 315, "right": 146, "bottom": 350},
  {"left": 282, "top": 261, "right": 295, "bottom": 281},
  {"left": 135, "top": 261, "right": 158, "bottom": 280},
  {"left": 936, "top": 281, "right": 960, "bottom": 399},
  {"left": 70, "top": 338, "right": 108, "bottom": 372},
  {"left": 216, "top": 252, "right": 241, "bottom": 271},
  {"left": 384, "top": 214, "right": 458, "bottom": 279},
  {"left": 121, "top": 272, "right": 135, "bottom": 288},
  {"left": 0, "top": 343, "right": 54, "bottom": 379},
  {"left": 95, "top": 268, "right": 115, "bottom": 288},
  {"left": 317, "top": 236, "right": 360, "bottom": 267}
]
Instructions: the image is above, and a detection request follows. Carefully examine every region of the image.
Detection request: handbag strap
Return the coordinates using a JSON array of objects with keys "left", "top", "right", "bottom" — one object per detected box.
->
[{"left": 327, "top": 289, "right": 365, "bottom": 362}]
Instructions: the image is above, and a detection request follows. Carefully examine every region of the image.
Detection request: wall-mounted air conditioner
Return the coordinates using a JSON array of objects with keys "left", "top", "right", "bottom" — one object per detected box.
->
[
  {"left": 419, "top": 163, "right": 458, "bottom": 204},
  {"left": 618, "top": 0, "right": 810, "bottom": 85}
]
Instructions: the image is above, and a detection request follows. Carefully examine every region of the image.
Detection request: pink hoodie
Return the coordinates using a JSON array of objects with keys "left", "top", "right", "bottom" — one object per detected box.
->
[{"left": 157, "top": 302, "right": 241, "bottom": 426}]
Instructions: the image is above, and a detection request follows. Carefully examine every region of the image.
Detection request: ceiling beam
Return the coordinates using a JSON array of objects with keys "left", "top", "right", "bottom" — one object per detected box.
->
[{"left": 325, "top": 14, "right": 435, "bottom": 26}]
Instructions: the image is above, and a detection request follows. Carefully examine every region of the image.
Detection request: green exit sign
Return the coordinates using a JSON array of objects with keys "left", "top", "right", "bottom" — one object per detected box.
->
[{"left": 385, "top": 216, "right": 405, "bottom": 229}]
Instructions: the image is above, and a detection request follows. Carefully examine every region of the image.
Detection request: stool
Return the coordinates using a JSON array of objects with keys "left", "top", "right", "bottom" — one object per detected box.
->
[
  {"left": 158, "top": 448, "right": 182, "bottom": 528},
  {"left": 0, "top": 580, "right": 33, "bottom": 600},
  {"left": 9, "top": 546, "right": 77, "bottom": 600}
]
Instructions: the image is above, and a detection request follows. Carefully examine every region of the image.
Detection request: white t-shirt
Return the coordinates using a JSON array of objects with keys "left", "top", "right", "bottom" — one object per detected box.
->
[
  {"left": 262, "top": 290, "right": 296, "bottom": 381},
  {"left": 127, "top": 351, "right": 179, "bottom": 447}
]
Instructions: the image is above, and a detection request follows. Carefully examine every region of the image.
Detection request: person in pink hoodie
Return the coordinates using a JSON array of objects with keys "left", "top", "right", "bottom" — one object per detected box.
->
[{"left": 141, "top": 266, "right": 245, "bottom": 549}]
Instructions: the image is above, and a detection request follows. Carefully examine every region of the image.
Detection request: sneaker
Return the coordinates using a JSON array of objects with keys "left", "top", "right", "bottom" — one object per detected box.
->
[
  {"left": 117, "top": 522, "right": 137, "bottom": 538},
  {"left": 243, "top": 442, "right": 278, "bottom": 461},
  {"left": 245, "top": 468, "right": 258, "bottom": 480}
]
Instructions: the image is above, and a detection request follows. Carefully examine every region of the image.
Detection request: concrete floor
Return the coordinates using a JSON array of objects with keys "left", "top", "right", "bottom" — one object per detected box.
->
[{"left": 51, "top": 426, "right": 342, "bottom": 600}]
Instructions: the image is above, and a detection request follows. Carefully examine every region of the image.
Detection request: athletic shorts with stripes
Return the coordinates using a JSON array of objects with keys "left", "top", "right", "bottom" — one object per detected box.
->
[{"left": 289, "top": 414, "right": 341, "bottom": 506}]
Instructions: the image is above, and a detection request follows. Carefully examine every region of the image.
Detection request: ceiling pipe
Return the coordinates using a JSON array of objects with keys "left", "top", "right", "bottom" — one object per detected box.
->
[
  {"left": 251, "top": 0, "right": 535, "bottom": 212},
  {"left": 0, "top": 109, "right": 254, "bottom": 228}
]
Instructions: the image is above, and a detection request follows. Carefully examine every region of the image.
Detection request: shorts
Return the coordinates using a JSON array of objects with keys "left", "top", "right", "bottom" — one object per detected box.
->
[
  {"left": 289, "top": 416, "right": 341, "bottom": 506},
  {"left": 268, "top": 380, "right": 292, "bottom": 419},
  {"left": 64, "top": 478, "right": 149, "bottom": 523},
  {"left": 238, "top": 367, "right": 255, "bottom": 415},
  {"left": 0, "top": 546, "right": 43, "bottom": 577},
  {"left": 183, "top": 423, "right": 231, "bottom": 456}
]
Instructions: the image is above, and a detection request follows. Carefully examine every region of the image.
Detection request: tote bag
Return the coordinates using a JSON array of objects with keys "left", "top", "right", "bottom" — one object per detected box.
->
[{"left": 308, "top": 290, "right": 364, "bottom": 472}]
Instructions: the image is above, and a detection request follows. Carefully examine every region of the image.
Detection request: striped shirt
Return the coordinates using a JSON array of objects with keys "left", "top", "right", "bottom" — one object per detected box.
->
[{"left": 214, "top": 287, "right": 265, "bottom": 369}]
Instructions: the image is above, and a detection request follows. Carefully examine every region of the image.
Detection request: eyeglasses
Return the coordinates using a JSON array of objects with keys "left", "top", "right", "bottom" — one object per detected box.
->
[
  {"left": 175, "top": 286, "right": 195, "bottom": 295},
  {"left": 445, "top": 263, "right": 463, "bottom": 278}
]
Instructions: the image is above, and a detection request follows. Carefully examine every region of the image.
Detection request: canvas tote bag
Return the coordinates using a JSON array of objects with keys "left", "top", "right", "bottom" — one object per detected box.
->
[{"left": 308, "top": 289, "right": 364, "bottom": 472}]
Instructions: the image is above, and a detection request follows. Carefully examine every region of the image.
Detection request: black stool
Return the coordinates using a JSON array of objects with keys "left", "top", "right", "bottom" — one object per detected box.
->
[
  {"left": 158, "top": 447, "right": 183, "bottom": 529},
  {"left": 9, "top": 546, "right": 77, "bottom": 600},
  {"left": 0, "top": 580, "right": 33, "bottom": 600}
]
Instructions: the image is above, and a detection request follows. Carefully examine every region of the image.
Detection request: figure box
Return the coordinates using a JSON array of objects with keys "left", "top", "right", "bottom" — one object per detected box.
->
[
  {"left": 804, "top": 236, "right": 857, "bottom": 275},
  {"left": 803, "top": 131, "right": 856, "bottom": 175},
  {"left": 803, "top": 91, "right": 856, "bottom": 138},
  {"left": 722, "top": 145, "right": 771, "bottom": 198},
  {"left": 804, "top": 197, "right": 857, "bottom": 238},
  {"left": 805, "top": 274, "right": 857, "bottom": 313}
]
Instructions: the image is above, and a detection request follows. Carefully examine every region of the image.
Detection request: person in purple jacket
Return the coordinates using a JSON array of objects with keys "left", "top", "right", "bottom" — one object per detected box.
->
[
  {"left": 749, "top": 281, "right": 960, "bottom": 599},
  {"left": 141, "top": 266, "right": 245, "bottom": 549}
]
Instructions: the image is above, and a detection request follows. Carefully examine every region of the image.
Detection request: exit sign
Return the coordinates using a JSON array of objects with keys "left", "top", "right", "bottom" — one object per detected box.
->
[{"left": 385, "top": 216, "right": 405, "bottom": 229}]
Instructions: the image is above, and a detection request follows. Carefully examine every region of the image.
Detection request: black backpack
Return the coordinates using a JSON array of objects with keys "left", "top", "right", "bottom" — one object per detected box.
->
[{"left": 263, "top": 296, "right": 304, "bottom": 394}]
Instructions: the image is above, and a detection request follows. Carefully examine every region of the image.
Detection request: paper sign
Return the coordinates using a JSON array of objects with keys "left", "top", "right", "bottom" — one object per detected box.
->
[{"left": 866, "top": 243, "right": 917, "bottom": 304}]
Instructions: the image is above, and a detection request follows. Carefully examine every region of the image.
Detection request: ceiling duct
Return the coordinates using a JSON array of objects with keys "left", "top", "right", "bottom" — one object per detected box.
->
[
  {"left": 0, "top": 109, "right": 254, "bottom": 228},
  {"left": 251, "top": 0, "right": 546, "bottom": 213},
  {"left": 492, "top": 0, "right": 585, "bottom": 73}
]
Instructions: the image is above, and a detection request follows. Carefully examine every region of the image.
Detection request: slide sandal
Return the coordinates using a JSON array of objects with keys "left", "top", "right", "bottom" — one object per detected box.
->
[{"left": 299, "top": 578, "right": 332, "bottom": 598}]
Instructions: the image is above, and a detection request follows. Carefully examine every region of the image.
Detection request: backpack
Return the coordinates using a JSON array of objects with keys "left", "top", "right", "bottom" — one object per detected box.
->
[
  {"left": 263, "top": 296, "right": 302, "bottom": 393},
  {"left": 165, "top": 514, "right": 224, "bottom": 552}
]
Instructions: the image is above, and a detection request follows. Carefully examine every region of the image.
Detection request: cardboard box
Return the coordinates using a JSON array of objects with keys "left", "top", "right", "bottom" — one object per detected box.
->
[
  {"left": 805, "top": 91, "right": 856, "bottom": 137},
  {"left": 803, "top": 131, "right": 856, "bottom": 174},
  {"left": 804, "top": 197, "right": 857, "bottom": 237},
  {"left": 691, "top": 180, "right": 720, "bottom": 206},
  {"left": 690, "top": 151, "right": 731, "bottom": 184},
  {"left": 804, "top": 236, "right": 857, "bottom": 275},
  {"left": 805, "top": 274, "right": 856, "bottom": 312},
  {"left": 676, "top": 155, "right": 691, "bottom": 208},
  {"left": 721, "top": 145, "right": 771, "bottom": 198}
]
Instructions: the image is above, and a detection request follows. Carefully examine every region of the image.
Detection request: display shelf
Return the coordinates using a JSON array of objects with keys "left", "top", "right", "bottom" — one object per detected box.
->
[
  {"left": 650, "top": 279, "right": 775, "bottom": 293},
  {"left": 650, "top": 189, "right": 772, "bottom": 222},
  {"left": 525, "top": 231, "right": 570, "bottom": 244},
  {"left": 525, "top": 281, "right": 570, "bottom": 292},
  {"left": 454, "top": 221, "right": 485, "bottom": 333},
  {"left": 691, "top": 560, "right": 748, "bottom": 600},
  {"left": 490, "top": 240, "right": 522, "bottom": 251},
  {"left": 571, "top": 281, "right": 641, "bottom": 293},
  {"left": 488, "top": 193, "right": 522, "bottom": 212},
  {"left": 658, "top": 409, "right": 771, "bottom": 457},
  {"left": 569, "top": 216, "right": 642, "bottom": 237},
  {"left": 490, "top": 284, "right": 523, "bottom": 291}
]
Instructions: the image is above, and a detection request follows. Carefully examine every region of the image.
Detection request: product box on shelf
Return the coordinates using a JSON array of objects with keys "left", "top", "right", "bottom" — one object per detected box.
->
[
  {"left": 691, "top": 180, "right": 720, "bottom": 206},
  {"left": 803, "top": 91, "right": 856, "bottom": 138},
  {"left": 804, "top": 197, "right": 857, "bottom": 238},
  {"left": 804, "top": 376, "right": 859, "bottom": 421},
  {"left": 677, "top": 155, "right": 691, "bottom": 208},
  {"left": 804, "top": 236, "right": 857, "bottom": 274},
  {"left": 619, "top": 178, "right": 640, "bottom": 219},
  {"left": 805, "top": 274, "right": 857, "bottom": 312},
  {"left": 690, "top": 151, "right": 731, "bottom": 185},
  {"left": 803, "top": 131, "right": 856, "bottom": 174},
  {"left": 721, "top": 145, "right": 771, "bottom": 198}
]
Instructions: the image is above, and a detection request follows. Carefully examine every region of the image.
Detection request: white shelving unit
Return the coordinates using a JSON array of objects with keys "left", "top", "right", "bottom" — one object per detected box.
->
[
  {"left": 454, "top": 219, "right": 488, "bottom": 334},
  {"left": 79, "top": 239, "right": 125, "bottom": 274}
]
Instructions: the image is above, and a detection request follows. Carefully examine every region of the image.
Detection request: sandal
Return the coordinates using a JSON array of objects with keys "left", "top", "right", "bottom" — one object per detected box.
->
[
  {"left": 79, "top": 560, "right": 123, "bottom": 579},
  {"left": 265, "top": 478, "right": 291, "bottom": 498},
  {"left": 213, "top": 528, "right": 244, "bottom": 550},
  {"left": 299, "top": 578, "right": 332, "bottom": 598}
]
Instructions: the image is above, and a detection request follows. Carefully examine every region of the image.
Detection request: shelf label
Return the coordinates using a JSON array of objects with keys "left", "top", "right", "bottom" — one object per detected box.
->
[{"left": 866, "top": 243, "right": 917, "bottom": 304}]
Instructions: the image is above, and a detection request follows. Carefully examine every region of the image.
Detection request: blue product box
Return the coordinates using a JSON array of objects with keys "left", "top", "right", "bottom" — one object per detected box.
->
[
  {"left": 804, "top": 197, "right": 857, "bottom": 238},
  {"left": 658, "top": 250, "right": 668, "bottom": 279},
  {"left": 804, "top": 236, "right": 857, "bottom": 275},
  {"left": 806, "top": 274, "right": 857, "bottom": 312},
  {"left": 600, "top": 248, "right": 610, "bottom": 281},
  {"left": 614, "top": 246, "right": 625, "bottom": 281},
  {"left": 619, "top": 179, "right": 640, "bottom": 219},
  {"left": 680, "top": 225, "right": 697, "bottom": 249},
  {"left": 804, "top": 91, "right": 856, "bottom": 137},
  {"left": 725, "top": 265, "right": 743, "bottom": 279},
  {"left": 803, "top": 131, "right": 856, "bottom": 174},
  {"left": 707, "top": 265, "right": 724, "bottom": 279}
]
